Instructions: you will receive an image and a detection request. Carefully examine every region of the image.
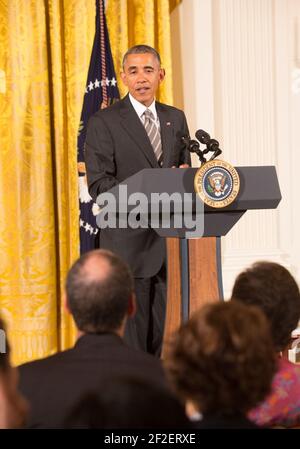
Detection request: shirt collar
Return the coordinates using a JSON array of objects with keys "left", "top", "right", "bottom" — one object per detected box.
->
[{"left": 129, "top": 93, "right": 157, "bottom": 121}]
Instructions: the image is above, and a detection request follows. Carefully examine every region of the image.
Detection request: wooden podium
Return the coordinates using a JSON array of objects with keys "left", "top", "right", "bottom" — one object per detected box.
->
[
  {"left": 164, "top": 236, "right": 222, "bottom": 343},
  {"left": 104, "top": 166, "right": 281, "bottom": 354}
]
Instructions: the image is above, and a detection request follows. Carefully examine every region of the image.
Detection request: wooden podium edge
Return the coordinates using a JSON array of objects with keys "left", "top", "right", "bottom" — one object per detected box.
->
[{"left": 162, "top": 237, "right": 223, "bottom": 358}]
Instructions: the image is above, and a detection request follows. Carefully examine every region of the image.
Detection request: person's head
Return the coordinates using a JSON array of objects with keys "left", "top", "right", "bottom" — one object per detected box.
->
[
  {"left": 231, "top": 261, "right": 300, "bottom": 352},
  {"left": 165, "top": 301, "right": 276, "bottom": 418},
  {"left": 121, "top": 44, "right": 165, "bottom": 106},
  {"left": 0, "top": 319, "right": 28, "bottom": 428},
  {"left": 64, "top": 376, "right": 191, "bottom": 429},
  {"left": 65, "top": 249, "right": 135, "bottom": 335}
]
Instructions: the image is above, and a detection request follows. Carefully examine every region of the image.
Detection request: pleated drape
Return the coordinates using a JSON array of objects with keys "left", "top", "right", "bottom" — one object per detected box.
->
[
  {"left": 106, "top": 0, "right": 180, "bottom": 103},
  {"left": 0, "top": 0, "right": 179, "bottom": 365}
]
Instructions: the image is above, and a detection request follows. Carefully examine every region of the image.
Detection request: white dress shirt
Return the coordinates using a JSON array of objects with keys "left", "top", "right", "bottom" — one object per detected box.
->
[{"left": 129, "top": 94, "right": 160, "bottom": 130}]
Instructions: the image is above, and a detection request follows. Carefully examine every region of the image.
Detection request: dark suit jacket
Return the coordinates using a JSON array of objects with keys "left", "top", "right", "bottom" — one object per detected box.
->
[
  {"left": 19, "top": 333, "right": 166, "bottom": 429},
  {"left": 85, "top": 94, "right": 190, "bottom": 277}
]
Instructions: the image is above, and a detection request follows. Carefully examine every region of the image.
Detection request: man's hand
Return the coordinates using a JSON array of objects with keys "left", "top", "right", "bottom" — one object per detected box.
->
[{"left": 172, "top": 164, "right": 190, "bottom": 168}]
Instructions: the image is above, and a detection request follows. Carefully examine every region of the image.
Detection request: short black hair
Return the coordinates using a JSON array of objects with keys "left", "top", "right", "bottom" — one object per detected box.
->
[
  {"left": 66, "top": 250, "right": 134, "bottom": 333},
  {"left": 231, "top": 261, "right": 300, "bottom": 351},
  {"left": 122, "top": 44, "right": 161, "bottom": 68}
]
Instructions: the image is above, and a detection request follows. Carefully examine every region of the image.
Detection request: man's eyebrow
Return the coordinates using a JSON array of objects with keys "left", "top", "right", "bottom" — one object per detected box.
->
[{"left": 127, "top": 65, "right": 155, "bottom": 71}]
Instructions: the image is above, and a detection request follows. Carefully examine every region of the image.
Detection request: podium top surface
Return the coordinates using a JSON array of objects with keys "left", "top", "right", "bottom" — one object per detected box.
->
[{"left": 106, "top": 166, "right": 281, "bottom": 212}]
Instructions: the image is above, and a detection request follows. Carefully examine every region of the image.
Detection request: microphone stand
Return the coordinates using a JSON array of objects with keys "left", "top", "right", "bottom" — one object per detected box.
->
[
  {"left": 189, "top": 142, "right": 206, "bottom": 165},
  {"left": 188, "top": 141, "right": 222, "bottom": 166}
]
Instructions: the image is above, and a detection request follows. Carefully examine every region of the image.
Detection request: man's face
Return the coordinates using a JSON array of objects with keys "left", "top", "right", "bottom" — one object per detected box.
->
[{"left": 121, "top": 53, "right": 165, "bottom": 106}]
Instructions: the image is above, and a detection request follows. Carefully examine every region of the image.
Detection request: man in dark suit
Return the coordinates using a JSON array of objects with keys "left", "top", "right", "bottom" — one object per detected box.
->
[
  {"left": 85, "top": 45, "right": 191, "bottom": 356},
  {"left": 18, "top": 250, "right": 166, "bottom": 429}
]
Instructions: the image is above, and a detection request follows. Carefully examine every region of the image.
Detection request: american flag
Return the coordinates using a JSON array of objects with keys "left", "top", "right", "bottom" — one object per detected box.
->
[{"left": 77, "top": 0, "right": 119, "bottom": 253}]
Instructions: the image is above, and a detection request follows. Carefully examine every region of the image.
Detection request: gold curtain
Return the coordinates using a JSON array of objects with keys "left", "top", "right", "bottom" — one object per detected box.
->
[
  {"left": 0, "top": 0, "right": 178, "bottom": 366},
  {"left": 106, "top": 0, "right": 180, "bottom": 103},
  {"left": 0, "top": 0, "right": 96, "bottom": 365}
]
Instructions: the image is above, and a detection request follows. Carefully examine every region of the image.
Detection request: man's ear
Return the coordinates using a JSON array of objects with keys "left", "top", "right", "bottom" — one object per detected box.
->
[
  {"left": 120, "top": 70, "right": 127, "bottom": 86},
  {"left": 63, "top": 291, "right": 71, "bottom": 315},
  {"left": 127, "top": 293, "right": 137, "bottom": 318},
  {"left": 159, "top": 68, "right": 165, "bottom": 83}
]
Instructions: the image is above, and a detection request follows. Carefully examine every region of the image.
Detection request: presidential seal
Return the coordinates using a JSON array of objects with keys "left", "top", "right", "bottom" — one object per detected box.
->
[{"left": 194, "top": 160, "right": 240, "bottom": 208}]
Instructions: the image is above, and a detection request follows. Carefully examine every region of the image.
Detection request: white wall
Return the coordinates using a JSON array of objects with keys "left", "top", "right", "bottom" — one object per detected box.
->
[{"left": 172, "top": 0, "right": 300, "bottom": 297}]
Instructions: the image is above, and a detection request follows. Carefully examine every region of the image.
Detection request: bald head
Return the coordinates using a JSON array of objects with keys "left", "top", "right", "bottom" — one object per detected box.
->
[
  {"left": 81, "top": 253, "right": 112, "bottom": 284},
  {"left": 66, "top": 250, "right": 134, "bottom": 333}
]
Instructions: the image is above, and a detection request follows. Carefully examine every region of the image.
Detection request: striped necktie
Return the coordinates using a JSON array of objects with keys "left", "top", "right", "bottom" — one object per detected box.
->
[{"left": 143, "top": 109, "right": 163, "bottom": 163}]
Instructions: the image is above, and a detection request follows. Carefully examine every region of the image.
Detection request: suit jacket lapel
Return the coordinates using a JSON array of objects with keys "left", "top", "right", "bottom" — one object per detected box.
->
[
  {"left": 119, "top": 95, "right": 159, "bottom": 168},
  {"left": 156, "top": 103, "right": 174, "bottom": 168}
]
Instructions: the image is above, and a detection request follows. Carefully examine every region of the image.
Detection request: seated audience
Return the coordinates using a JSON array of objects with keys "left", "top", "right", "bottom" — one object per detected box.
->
[
  {"left": 19, "top": 249, "right": 166, "bottom": 428},
  {"left": 64, "top": 376, "right": 192, "bottom": 429},
  {"left": 231, "top": 261, "right": 300, "bottom": 428},
  {"left": 0, "top": 318, "right": 28, "bottom": 428},
  {"left": 164, "top": 301, "right": 276, "bottom": 429}
]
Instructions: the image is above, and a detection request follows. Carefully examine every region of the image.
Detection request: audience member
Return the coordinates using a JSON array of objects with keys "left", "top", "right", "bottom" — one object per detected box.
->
[
  {"left": 232, "top": 261, "right": 300, "bottom": 428},
  {"left": 165, "top": 301, "right": 276, "bottom": 429},
  {"left": 19, "top": 250, "right": 166, "bottom": 428}
]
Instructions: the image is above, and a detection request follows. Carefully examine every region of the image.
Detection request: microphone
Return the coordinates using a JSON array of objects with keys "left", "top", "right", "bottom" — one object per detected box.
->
[
  {"left": 209, "top": 148, "right": 222, "bottom": 160},
  {"left": 207, "top": 139, "right": 222, "bottom": 160},
  {"left": 188, "top": 139, "right": 200, "bottom": 153},
  {"left": 194, "top": 129, "right": 222, "bottom": 162},
  {"left": 176, "top": 131, "right": 190, "bottom": 148},
  {"left": 195, "top": 129, "right": 210, "bottom": 145},
  {"left": 176, "top": 132, "right": 200, "bottom": 153},
  {"left": 207, "top": 138, "right": 219, "bottom": 152},
  {"left": 176, "top": 131, "right": 203, "bottom": 159}
]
